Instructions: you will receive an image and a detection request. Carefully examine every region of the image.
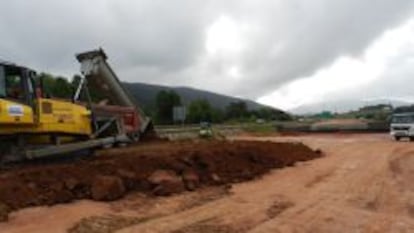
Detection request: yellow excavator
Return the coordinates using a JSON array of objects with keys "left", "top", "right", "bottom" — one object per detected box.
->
[{"left": 0, "top": 49, "right": 152, "bottom": 163}]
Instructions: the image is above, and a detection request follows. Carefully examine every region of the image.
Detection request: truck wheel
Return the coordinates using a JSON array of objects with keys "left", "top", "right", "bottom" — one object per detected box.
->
[
  {"left": 395, "top": 136, "right": 401, "bottom": 141},
  {"left": 410, "top": 137, "right": 414, "bottom": 142}
]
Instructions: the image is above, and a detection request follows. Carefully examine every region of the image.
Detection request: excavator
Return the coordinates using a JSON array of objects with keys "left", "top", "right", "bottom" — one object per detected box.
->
[{"left": 0, "top": 48, "right": 153, "bottom": 163}]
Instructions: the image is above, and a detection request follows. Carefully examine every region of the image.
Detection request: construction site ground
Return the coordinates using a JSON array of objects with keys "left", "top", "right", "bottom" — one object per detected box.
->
[{"left": 2, "top": 133, "right": 414, "bottom": 233}]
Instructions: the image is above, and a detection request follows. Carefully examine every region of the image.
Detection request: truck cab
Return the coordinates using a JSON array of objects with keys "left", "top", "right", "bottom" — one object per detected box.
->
[{"left": 390, "top": 112, "right": 414, "bottom": 141}]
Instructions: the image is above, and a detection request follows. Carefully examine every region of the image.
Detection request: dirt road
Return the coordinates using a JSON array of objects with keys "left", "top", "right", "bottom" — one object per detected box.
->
[{"left": 3, "top": 133, "right": 414, "bottom": 233}]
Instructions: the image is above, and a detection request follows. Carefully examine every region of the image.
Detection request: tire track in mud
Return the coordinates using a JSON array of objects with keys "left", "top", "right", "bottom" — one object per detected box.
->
[
  {"left": 247, "top": 140, "right": 414, "bottom": 233},
  {"left": 68, "top": 187, "right": 232, "bottom": 233}
]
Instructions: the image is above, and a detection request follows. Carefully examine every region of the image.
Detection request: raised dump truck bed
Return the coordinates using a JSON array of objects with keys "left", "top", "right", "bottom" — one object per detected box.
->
[{"left": 76, "top": 49, "right": 152, "bottom": 136}]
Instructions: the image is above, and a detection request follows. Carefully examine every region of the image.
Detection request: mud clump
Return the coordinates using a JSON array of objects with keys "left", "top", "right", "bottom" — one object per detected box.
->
[
  {"left": 148, "top": 170, "right": 185, "bottom": 196},
  {"left": 0, "top": 140, "right": 321, "bottom": 212},
  {"left": 91, "top": 176, "right": 126, "bottom": 201},
  {"left": 182, "top": 169, "right": 200, "bottom": 191}
]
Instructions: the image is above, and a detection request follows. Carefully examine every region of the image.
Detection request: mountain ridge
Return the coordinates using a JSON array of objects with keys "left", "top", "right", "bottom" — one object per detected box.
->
[
  {"left": 291, "top": 98, "right": 412, "bottom": 114},
  {"left": 123, "top": 82, "right": 278, "bottom": 111}
]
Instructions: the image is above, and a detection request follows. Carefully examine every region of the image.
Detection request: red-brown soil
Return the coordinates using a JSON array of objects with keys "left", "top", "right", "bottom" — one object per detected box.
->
[
  {"left": 0, "top": 140, "right": 321, "bottom": 213},
  {"left": 6, "top": 134, "right": 412, "bottom": 233}
]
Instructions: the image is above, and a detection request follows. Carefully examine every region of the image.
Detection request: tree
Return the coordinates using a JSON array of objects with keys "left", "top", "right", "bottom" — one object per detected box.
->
[
  {"left": 38, "top": 73, "right": 55, "bottom": 97},
  {"left": 186, "top": 99, "right": 224, "bottom": 123},
  {"left": 211, "top": 108, "right": 224, "bottom": 123},
  {"left": 155, "top": 90, "right": 181, "bottom": 124},
  {"left": 38, "top": 73, "right": 73, "bottom": 99},
  {"left": 71, "top": 74, "right": 105, "bottom": 102},
  {"left": 254, "top": 107, "right": 292, "bottom": 121},
  {"left": 225, "top": 101, "right": 248, "bottom": 120},
  {"left": 52, "top": 77, "right": 73, "bottom": 98},
  {"left": 258, "top": 107, "right": 273, "bottom": 120}
]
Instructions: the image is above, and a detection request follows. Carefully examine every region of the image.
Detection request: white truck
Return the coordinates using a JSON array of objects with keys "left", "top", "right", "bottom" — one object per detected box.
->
[{"left": 390, "top": 112, "right": 414, "bottom": 141}]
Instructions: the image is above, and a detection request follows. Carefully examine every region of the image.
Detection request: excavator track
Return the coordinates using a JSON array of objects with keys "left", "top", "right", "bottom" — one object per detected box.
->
[
  {"left": 0, "top": 135, "right": 131, "bottom": 164},
  {"left": 0, "top": 136, "right": 26, "bottom": 164}
]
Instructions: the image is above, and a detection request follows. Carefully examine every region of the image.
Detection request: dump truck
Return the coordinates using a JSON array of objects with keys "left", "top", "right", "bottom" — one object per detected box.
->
[
  {"left": 390, "top": 112, "right": 414, "bottom": 141},
  {"left": 0, "top": 48, "right": 152, "bottom": 163}
]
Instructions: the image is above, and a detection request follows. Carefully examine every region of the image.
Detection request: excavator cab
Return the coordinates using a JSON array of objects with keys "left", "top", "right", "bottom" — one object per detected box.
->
[
  {"left": 0, "top": 62, "right": 93, "bottom": 163},
  {"left": 0, "top": 64, "right": 37, "bottom": 103},
  {"left": 0, "top": 63, "right": 37, "bottom": 125}
]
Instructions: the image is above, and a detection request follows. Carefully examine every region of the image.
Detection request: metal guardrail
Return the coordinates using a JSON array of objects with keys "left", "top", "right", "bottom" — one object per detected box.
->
[
  {"left": 154, "top": 123, "right": 273, "bottom": 133},
  {"left": 154, "top": 124, "right": 251, "bottom": 135}
]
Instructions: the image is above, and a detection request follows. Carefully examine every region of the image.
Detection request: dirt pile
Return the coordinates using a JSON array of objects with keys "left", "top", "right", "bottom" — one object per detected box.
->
[
  {"left": 0, "top": 140, "right": 321, "bottom": 213},
  {"left": 148, "top": 169, "right": 186, "bottom": 196},
  {"left": 91, "top": 176, "right": 126, "bottom": 201},
  {"left": 0, "top": 202, "right": 10, "bottom": 222}
]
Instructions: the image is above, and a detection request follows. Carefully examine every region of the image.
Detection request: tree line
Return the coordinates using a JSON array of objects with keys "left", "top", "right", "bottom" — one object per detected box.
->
[
  {"left": 153, "top": 90, "right": 291, "bottom": 125},
  {"left": 36, "top": 73, "right": 291, "bottom": 125},
  {"left": 37, "top": 73, "right": 104, "bottom": 101}
]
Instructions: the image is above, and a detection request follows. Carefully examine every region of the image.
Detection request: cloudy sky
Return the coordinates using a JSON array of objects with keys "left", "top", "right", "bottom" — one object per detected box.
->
[{"left": 1, "top": 0, "right": 414, "bottom": 113}]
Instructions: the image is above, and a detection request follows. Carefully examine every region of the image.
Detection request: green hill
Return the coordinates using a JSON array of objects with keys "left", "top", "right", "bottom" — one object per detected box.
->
[{"left": 124, "top": 82, "right": 277, "bottom": 111}]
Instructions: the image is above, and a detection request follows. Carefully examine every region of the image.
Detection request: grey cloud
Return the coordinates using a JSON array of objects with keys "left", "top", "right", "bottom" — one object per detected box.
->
[
  {"left": 292, "top": 41, "right": 414, "bottom": 113},
  {"left": 226, "top": 0, "right": 414, "bottom": 97},
  {"left": 0, "top": 0, "right": 216, "bottom": 73},
  {"left": 0, "top": 0, "right": 413, "bottom": 102}
]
